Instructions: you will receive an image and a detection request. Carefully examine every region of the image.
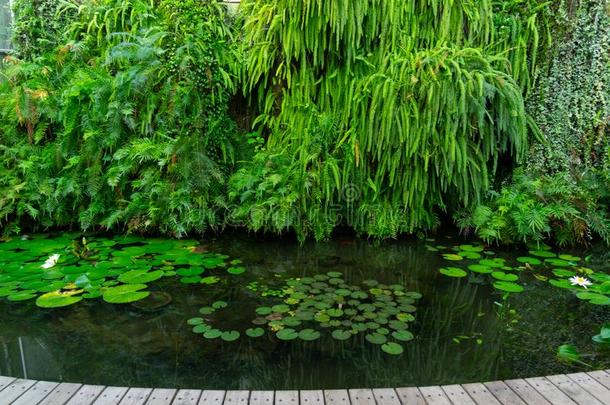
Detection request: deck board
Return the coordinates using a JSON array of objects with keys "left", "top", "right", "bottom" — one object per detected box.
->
[
  {"left": 566, "top": 372, "right": 610, "bottom": 403},
  {"left": 323, "top": 390, "right": 350, "bottom": 405},
  {"left": 0, "top": 371, "right": 609, "bottom": 405},
  {"left": 504, "top": 379, "right": 551, "bottom": 405},
  {"left": 372, "top": 388, "right": 400, "bottom": 405},
  {"left": 300, "top": 390, "right": 324, "bottom": 405},
  {"left": 524, "top": 377, "right": 577, "bottom": 405},
  {"left": 394, "top": 387, "right": 425, "bottom": 405},
  {"left": 65, "top": 385, "right": 106, "bottom": 405},
  {"left": 0, "top": 378, "right": 37, "bottom": 404},
  {"left": 461, "top": 383, "right": 502, "bottom": 405},
  {"left": 12, "top": 380, "right": 59, "bottom": 405},
  {"left": 200, "top": 390, "right": 226, "bottom": 405},
  {"left": 347, "top": 389, "right": 375, "bottom": 405},
  {"left": 118, "top": 387, "right": 153, "bottom": 405},
  {"left": 146, "top": 388, "right": 177, "bottom": 405},
  {"left": 250, "top": 391, "right": 274, "bottom": 405},
  {"left": 172, "top": 389, "right": 202, "bottom": 405},
  {"left": 38, "top": 382, "right": 82, "bottom": 405},
  {"left": 483, "top": 381, "right": 527, "bottom": 405},
  {"left": 545, "top": 374, "right": 603, "bottom": 405},
  {"left": 440, "top": 384, "right": 475, "bottom": 405},
  {"left": 417, "top": 386, "right": 452, "bottom": 405},
  {"left": 275, "top": 391, "right": 299, "bottom": 405},
  {"left": 93, "top": 387, "right": 130, "bottom": 405}
]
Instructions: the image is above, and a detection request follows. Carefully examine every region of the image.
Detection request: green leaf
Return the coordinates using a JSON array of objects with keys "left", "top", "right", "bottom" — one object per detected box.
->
[
  {"left": 439, "top": 267, "right": 467, "bottom": 278},
  {"left": 492, "top": 281, "right": 524, "bottom": 293},
  {"left": 103, "top": 284, "right": 149, "bottom": 304},
  {"left": 381, "top": 342, "right": 404, "bottom": 355}
]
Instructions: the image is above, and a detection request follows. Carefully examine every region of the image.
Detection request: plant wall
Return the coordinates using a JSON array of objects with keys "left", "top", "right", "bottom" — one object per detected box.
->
[{"left": 229, "top": 0, "right": 551, "bottom": 241}]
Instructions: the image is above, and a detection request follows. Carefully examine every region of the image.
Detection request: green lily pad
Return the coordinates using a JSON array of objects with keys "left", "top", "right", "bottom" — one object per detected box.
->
[
  {"left": 442, "top": 254, "right": 464, "bottom": 261},
  {"left": 187, "top": 317, "right": 204, "bottom": 325},
  {"left": 103, "top": 284, "right": 150, "bottom": 304},
  {"left": 199, "top": 307, "right": 215, "bottom": 315},
  {"left": 491, "top": 272, "right": 519, "bottom": 282},
  {"left": 392, "top": 330, "right": 414, "bottom": 341},
  {"left": 192, "top": 324, "right": 210, "bottom": 334},
  {"left": 256, "top": 307, "right": 273, "bottom": 316},
  {"left": 203, "top": 329, "right": 223, "bottom": 339},
  {"left": 246, "top": 328, "right": 265, "bottom": 338},
  {"left": 332, "top": 330, "right": 352, "bottom": 340},
  {"left": 545, "top": 258, "right": 572, "bottom": 267},
  {"left": 530, "top": 250, "right": 556, "bottom": 258},
  {"left": 118, "top": 269, "right": 163, "bottom": 284},
  {"left": 365, "top": 333, "right": 387, "bottom": 345},
  {"left": 200, "top": 276, "right": 220, "bottom": 285},
  {"left": 36, "top": 291, "right": 83, "bottom": 308},
  {"left": 7, "top": 291, "right": 37, "bottom": 301},
  {"left": 221, "top": 331, "right": 240, "bottom": 342},
  {"left": 440, "top": 267, "right": 467, "bottom": 278},
  {"left": 212, "top": 301, "right": 228, "bottom": 309},
  {"left": 298, "top": 329, "right": 321, "bottom": 341},
  {"left": 468, "top": 264, "right": 493, "bottom": 274},
  {"left": 227, "top": 267, "right": 246, "bottom": 275},
  {"left": 276, "top": 328, "right": 298, "bottom": 340},
  {"left": 492, "top": 281, "right": 524, "bottom": 293},
  {"left": 517, "top": 257, "right": 542, "bottom": 265},
  {"left": 381, "top": 342, "right": 404, "bottom": 355},
  {"left": 552, "top": 269, "right": 576, "bottom": 278}
]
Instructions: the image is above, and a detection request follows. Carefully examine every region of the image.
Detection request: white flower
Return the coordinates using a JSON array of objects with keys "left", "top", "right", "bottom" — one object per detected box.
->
[
  {"left": 41, "top": 254, "right": 60, "bottom": 269},
  {"left": 569, "top": 276, "right": 592, "bottom": 289}
]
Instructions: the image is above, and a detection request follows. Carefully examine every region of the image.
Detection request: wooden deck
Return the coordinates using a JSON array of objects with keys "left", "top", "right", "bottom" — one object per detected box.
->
[{"left": 0, "top": 370, "right": 609, "bottom": 405}]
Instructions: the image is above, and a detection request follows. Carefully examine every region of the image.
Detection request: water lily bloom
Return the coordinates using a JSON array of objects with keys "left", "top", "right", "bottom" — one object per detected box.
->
[
  {"left": 41, "top": 254, "right": 60, "bottom": 269},
  {"left": 569, "top": 276, "right": 592, "bottom": 289}
]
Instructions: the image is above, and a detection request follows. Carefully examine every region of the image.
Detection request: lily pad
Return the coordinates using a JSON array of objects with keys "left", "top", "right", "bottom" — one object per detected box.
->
[
  {"left": 365, "top": 333, "right": 387, "bottom": 345},
  {"left": 298, "top": 329, "right": 321, "bottom": 341},
  {"left": 491, "top": 272, "right": 519, "bottom": 282},
  {"left": 440, "top": 267, "right": 467, "bottom": 278},
  {"left": 442, "top": 254, "right": 464, "bottom": 261},
  {"left": 332, "top": 330, "right": 352, "bottom": 340},
  {"left": 276, "top": 328, "right": 298, "bottom": 340},
  {"left": 36, "top": 291, "right": 83, "bottom": 308},
  {"left": 118, "top": 269, "right": 164, "bottom": 284},
  {"left": 246, "top": 328, "right": 265, "bottom": 338},
  {"left": 392, "top": 330, "right": 414, "bottom": 341},
  {"left": 492, "top": 281, "right": 524, "bottom": 293},
  {"left": 221, "top": 331, "right": 240, "bottom": 342},
  {"left": 103, "top": 284, "right": 150, "bottom": 304},
  {"left": 517, "top": 257, "right": 542, "bottom": 265},
  {"left": 381, "top": 342, "right": 404, "bottom": 355}
]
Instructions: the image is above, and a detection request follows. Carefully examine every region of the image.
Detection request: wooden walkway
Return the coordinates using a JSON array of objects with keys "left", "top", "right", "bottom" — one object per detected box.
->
[{"left": 0, "top": 370, "right": 609, "bottom": 405}]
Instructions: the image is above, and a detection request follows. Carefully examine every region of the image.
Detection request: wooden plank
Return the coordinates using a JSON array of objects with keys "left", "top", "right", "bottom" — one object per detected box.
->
[
  {"left": 147, "top": 389, "right": 177, "bottom": 405},
  {"left": 504, "top": 379, "right": 551, "bottom": 405},
  {"left": 588, "top": 371, "right": 610, "bottom": 390},
  {"left": 567, "top": 372, "right": 610, "bottom": 403},
  {"left": 38, "top": 382, "right": 82, "bottom": 405},
  {"left": 300, "top": 391, "right": 324, "bottom": 405},
  {"left": 93, "top": 387, "right": 130, "bottom": 405},
  {"left": 250, "top": 391, "right": 274, "bottom": 405},
  {"left": 441, "top": 384, "right": 475, "bottom": 405},
  {"left": 394, "top": 387, "right": 426, "bottom": 405},
  {"left": 173, "top": 389, "right": 202, "bottom": 405},
  {"left": 483, "top": 381, "right": 527, "bottom": 405},
  {"left": 524, "top": 377, "right": 577, "bottom": 405},
  {"left": 200, "top": 390, "right": 226, "bottom": 405},
  {"left": 372, "top": 389, "right": 400, "bottom": 405},
  {"left": 12, "top": 380, "right": 59, "bottom": 405},
  {"left": 275, "top": 391, "right": 299, "bottom": 405},
  {"left": 119, "top": 388, "right": 153, "bottom": 405},
  {"left": 462, "top": 383, "right": 501, "bottom": 405},
  {"left": 0, "top": 377, "right": 15, "bottom": 393},
  {"left": 0, "top": 378, "right": 37, "bottom": 405},
  {"left": 348, "top": 389, "right": 375, "bottom": 405},
  {"left": 323, "top": 390, "right": 350, "bottom": 405},
  {"left": 546, "top": 374, "right": 603, "bottom": 405},
  {"left": 65, "top": 385, "right": 105, "bottom": 405},
  {"left": 224, "top": 391, "right": 250, "bottom": 405},
  {"left": 417, "top": 386, "right": 452, "bottom": 405}
]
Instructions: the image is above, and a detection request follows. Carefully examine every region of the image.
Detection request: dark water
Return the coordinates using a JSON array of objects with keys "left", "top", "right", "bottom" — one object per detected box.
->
[{"left": 0, "top": 233, "right": 608, "bottom": 390}]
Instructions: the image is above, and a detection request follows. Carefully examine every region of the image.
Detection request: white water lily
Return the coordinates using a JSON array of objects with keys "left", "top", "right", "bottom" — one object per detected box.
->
[
  {"left": 569, "top": 276, "right": 592, "bottom": 289},
  {"left": 41, "top": 253, "right": 60, "bottom": 269}
]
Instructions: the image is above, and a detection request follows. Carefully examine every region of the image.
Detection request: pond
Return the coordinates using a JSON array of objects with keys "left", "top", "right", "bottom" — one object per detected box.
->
[{"left": 0, "top": 232, "right": 608, "bottom": 390}]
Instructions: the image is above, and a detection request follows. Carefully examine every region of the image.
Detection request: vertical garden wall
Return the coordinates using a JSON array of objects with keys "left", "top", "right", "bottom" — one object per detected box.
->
[{"left": 0, "top": 0, "right": 608, "bottom": 245}]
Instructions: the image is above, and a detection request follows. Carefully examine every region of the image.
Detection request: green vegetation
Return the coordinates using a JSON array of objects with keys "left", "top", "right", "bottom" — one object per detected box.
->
[
  {"left": 0, "top": 233, "right": 238, "bottom": 308},
  {"left": 189, "top": 271, "right": 421, "bottom": 356}
]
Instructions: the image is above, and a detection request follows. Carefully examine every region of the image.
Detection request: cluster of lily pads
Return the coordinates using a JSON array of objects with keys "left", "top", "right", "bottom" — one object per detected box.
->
[
  {"left": 434, "top": 242, "right": 610, "bottom": 304},
  {"left": 189, "top": 271, "right": 421, "bottom": 356},
  {"left": 0, "top": 234, "right": 242, "bottom": 308}
]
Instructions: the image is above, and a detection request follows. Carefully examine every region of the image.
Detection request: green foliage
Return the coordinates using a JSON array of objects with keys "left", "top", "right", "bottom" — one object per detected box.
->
[
  {"left": 527, "top": 0, "right": 610, "bottom": 174},
  {"left": 455, "top": 170, "right": 610, "bottom": 246},
  {"left": 231, "top": 0, "right": 551, "bottom": 241},
  {"left": 10, "top": 0, "right": 77, "bottom": 59},
  {"left": 0, "top": 0, "right": 242, "bottom": 237}
]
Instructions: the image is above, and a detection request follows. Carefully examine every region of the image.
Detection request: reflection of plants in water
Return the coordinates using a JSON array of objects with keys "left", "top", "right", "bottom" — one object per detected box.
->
[
  {"left": 0, "top": 234, "right": 241, "bottom": 308},
  {"left": 189, "top": 272, "right": 421, "bottom": 356}
]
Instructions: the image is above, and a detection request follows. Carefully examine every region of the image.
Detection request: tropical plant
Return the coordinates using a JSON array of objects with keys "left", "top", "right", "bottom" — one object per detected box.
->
[{"left": 231, "top": 0, "right": 551, "bottom": 241}]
